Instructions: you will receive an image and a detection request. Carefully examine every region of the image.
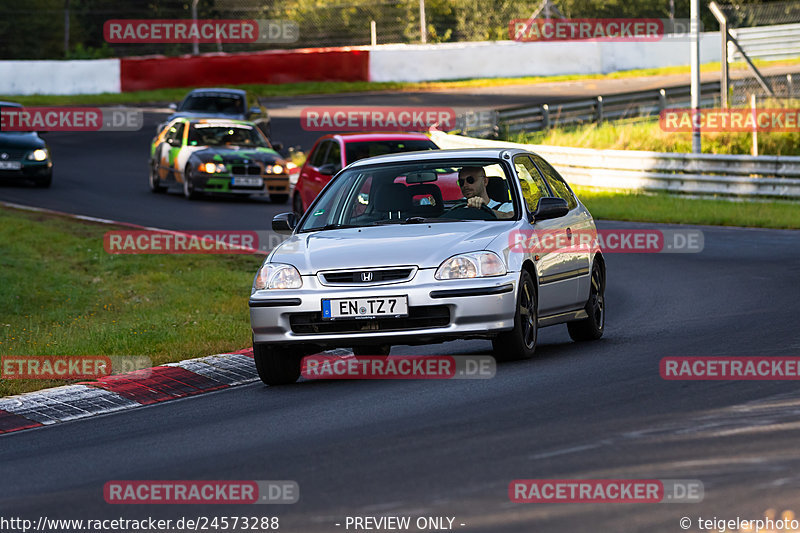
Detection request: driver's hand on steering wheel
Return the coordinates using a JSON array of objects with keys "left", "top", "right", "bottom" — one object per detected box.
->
[{"left": 466, "top": 196, "right": 485, "bottom": 209}]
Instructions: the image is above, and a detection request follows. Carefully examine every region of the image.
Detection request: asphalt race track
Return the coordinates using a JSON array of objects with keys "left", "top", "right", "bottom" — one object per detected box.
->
[{"left": 2, "top": 90, "right": 800, "bottom": 533}]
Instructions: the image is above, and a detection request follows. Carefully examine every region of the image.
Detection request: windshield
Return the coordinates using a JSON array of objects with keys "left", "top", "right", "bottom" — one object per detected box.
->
[
  {"left": 179, "top": 94, "right": 244, "bottom": 114},
  {"left": 345, "top": 139, "right": 438, "bottom": 163},
  {"left": 187, "top": 125, "right": 269, "bottom": 148},
  {"left": 298, "top": 159, "right": 516, "bottom": 232}
]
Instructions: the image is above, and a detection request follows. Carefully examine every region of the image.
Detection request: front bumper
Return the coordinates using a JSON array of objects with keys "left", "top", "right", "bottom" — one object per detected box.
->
[
  {"left": 193, "top": 174, "right": 290, "bottom": 196},
  {"left": 0, "top": 160, "right": 52, "bottom": 180},
  {"left": 249, "top": 269, "right": 518, "bottom": 348}
]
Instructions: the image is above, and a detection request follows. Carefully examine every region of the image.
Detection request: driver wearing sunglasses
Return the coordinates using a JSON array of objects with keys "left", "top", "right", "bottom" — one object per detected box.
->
[{"left": 457, "top": 166, "right": 514, "bottom": 219}]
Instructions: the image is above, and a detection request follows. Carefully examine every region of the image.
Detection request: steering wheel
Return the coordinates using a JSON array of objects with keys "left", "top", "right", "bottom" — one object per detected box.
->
[{"left": 442, "top": 198, "right": 497, "bottom": 220}]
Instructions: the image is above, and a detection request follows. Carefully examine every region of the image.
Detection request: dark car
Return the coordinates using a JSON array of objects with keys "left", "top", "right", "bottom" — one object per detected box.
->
[
  {"left": 292, "top": 133, "right": 438, "bottom": 217},
  {"left": 149, "top": 117, "right": 294, "bottom": 201},
  {"left": 162, "top": 88, "right": 273, "bottom": 141},
  {"left": 0, "top": 101, "right": 53, "bottom": 188}
]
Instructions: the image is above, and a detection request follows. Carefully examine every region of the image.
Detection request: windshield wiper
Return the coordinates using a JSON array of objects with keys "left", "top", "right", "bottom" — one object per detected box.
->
[
  {"left": 375, "top": 217, "right": 458, "bottom": 225},
  {"left": 299, "top": 223, "right": 365, "bottom": 233}
]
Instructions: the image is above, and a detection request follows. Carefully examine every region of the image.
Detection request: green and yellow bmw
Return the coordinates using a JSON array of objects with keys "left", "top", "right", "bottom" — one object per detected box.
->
[{"left": 149, "top": 118, "right": 293, "bottom": 201}]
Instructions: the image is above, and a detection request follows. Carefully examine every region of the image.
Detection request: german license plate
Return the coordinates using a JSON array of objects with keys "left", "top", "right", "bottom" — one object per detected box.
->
[
  {"left": 232, "top": 176, "right": 262, "bottom": 186},
  {"left": 322, "top": 296, "right": 408, "bottom": 319},
  {"left": 0, "top": 161, "right": 22, "bottom": 170}
]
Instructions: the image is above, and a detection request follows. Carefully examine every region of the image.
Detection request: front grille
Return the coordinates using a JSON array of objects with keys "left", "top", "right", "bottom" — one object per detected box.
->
[
  {"left": 289, "top": 305, "right": 450, "bottom": 335},
  {"left": 321, "top": 268, "right": 414, "bottom": 284},
  {"left": 229, "top": 164, "right": 261, "bottom": 175},
  {"left": 0, "top": 148, "right": 28, "bottom": 161}
]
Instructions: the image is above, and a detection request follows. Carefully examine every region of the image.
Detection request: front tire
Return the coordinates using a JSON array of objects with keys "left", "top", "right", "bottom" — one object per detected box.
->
[
  {"left": 567, "top": 260, "right": 605, "bottom": 341},
  {"left": 492, "top": 270, "right": 537, "bottom": 361},
  {"left": 292, "top": 193, "right": 304, "bottom": 217},
  {"left": 183, "top": 166, "right": 199, "bottom": 200},
  {"left": 149, "top": 160, "right": 166, "bottom": 193},
  {"left": 253, "top": 343, "right": 302, "bottom": 385}
]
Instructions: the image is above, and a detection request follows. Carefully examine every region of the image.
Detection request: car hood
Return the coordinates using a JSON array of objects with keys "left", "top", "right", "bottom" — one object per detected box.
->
[
  {"left": 191, "top": 146, "right": 281, "bottom": 163},
  {"left": 270, "top": 222, "right": 514, "bottom": 273},
  {"left": 0, "top": 132, "right": 45, "bottom": 149},
  {"left": 167, "top": 111, "right": 245, "bottom": 121}
]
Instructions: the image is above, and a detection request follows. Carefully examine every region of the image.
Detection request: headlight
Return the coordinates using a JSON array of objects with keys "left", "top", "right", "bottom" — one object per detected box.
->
[
  {"left": 27, "top": 149, "right": 48, "bottom": 161},
  {"left": 254, "top": 263, "right": 302, "bottom": 290},
  {"left": 199, "top": 162, "right": 227, "bottom": 173},
  {"left": 265, "top": 164, "right": 284, "bottom": 174},
  {"left": 435, "top": 252, "right": 507, "bottom": 280}
]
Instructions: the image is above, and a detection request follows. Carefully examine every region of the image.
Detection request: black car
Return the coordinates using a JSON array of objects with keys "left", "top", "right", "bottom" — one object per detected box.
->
[
  {"left": 0, "top": 101, "right": 53, "bottom": 188},
  {"left": 162, "top": 88, "right": 272, "bottom": 141}
]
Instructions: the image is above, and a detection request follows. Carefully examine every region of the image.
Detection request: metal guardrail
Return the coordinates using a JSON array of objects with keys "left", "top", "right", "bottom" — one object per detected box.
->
[
  {"left": 456, "top": 82, "right": 722, "bottom": 137},
  {"left": 730, "top": 22, "right": 800, "bottom": 62},
  {"left": 429, "top": 130, "right": 800, "bottom": 199}
]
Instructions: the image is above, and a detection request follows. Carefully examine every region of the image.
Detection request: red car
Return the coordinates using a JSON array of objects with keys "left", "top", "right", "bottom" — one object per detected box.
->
[{"left": 292, "top": 133, "right": 439, "bottom": 216}]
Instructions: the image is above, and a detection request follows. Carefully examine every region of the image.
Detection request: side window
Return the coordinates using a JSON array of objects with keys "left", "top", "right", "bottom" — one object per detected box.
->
[
  {"left": 172, "top": 122, "right": 185, "bottom": 146},
  {"left": 165, "top": 122, "right": 185, "bottom": 146},
  {"left": 163, "top": 122, "right": 180, "bottom": 144},
  {"left": 513, "top": 155, "right": 551, "bottom": 212},
  {"left": 350, "top": 176, "right": 372, "bottom": 218},
  {"left": 310, "top": 141, "right": 330, "bottom": 167},
  {"left": 324, "top": 141, "right": 342, "bottom": 169},
  {"left": 530, "top": 154, "right": 578, "bottom": 210}
]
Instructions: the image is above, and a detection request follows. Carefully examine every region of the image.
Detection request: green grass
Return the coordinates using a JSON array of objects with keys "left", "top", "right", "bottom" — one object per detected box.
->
[
  {"left": 512, "top": 116, "right": 800, "bottom": 156},
  {"left": 0, "top": 206, "right": 263, "bottom": 397},
  {"left": 5, "top": 57, "right": 800, "bottom": 107},
  {"left": 573, "top": 186, "right": 800, "bottom": 229}
]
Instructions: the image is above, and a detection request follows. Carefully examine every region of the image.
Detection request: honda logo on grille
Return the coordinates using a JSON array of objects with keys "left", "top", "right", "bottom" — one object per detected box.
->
[
  {"left": 361, "top": 272, "right": 373, "bottom": 282},
  {"left": 0, "top": 153, "right": 7, "bottom": 160}
]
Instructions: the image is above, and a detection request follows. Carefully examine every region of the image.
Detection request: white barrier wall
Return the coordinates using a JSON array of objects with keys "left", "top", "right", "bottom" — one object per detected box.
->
[
  {"left": 0, "top": 59, "right": 121, "bottom": 96},
  {"left": 369, "top": 33, "right": 721, "bottom": 82},
  {"left": 0, "top": 34, "right": 722, "bottom": 95}
]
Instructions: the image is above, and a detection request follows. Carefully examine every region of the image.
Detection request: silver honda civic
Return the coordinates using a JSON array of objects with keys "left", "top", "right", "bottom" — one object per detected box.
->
[{"left": 249, "top": 148, "right": 606, "bottom": 385}]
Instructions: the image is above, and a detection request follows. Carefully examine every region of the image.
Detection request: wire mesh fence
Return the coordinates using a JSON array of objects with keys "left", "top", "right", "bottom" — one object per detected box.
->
[
  {"left": 716, "top": 0, "right": 800, "bottom": 29},
  {"left": 0, "top": 0, "right": 545, "bottom": 59}
]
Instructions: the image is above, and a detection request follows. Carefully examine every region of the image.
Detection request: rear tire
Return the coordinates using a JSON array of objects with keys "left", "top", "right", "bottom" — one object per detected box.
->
[
  {"left": 253, "top": 343, "right": 302, "bottom": 385},
  {"left": 567, "top": 260, "right": 605, "bottom": 342},
  {"left": 492, "top": 270, "right": 537, "bottom": 361},
  {"left": 270, "top": 194, "right": 289, "bottom": 204},
  {"left": 352, "top": 344, "right": 391, "bottom": 356}
]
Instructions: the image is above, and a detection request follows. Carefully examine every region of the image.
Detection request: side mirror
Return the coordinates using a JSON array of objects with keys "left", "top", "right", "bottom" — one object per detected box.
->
[
  {"left": 248, "top": 106, "right": 261, "bottom": 117},
  {"left": 530, "top": 197, "right": 569, "bottom": 222},
  {"left": 272, "top": 212, "right": 298, "bottom": 234},
  {"left": 318, "top": 163, "right": 339, "bottom": 176},
  {"left": 168, "top": 103, "right": 177, "bottom": 110},
  {"left": 271, "top": 142, "right": 284, "bottom": 152}
]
